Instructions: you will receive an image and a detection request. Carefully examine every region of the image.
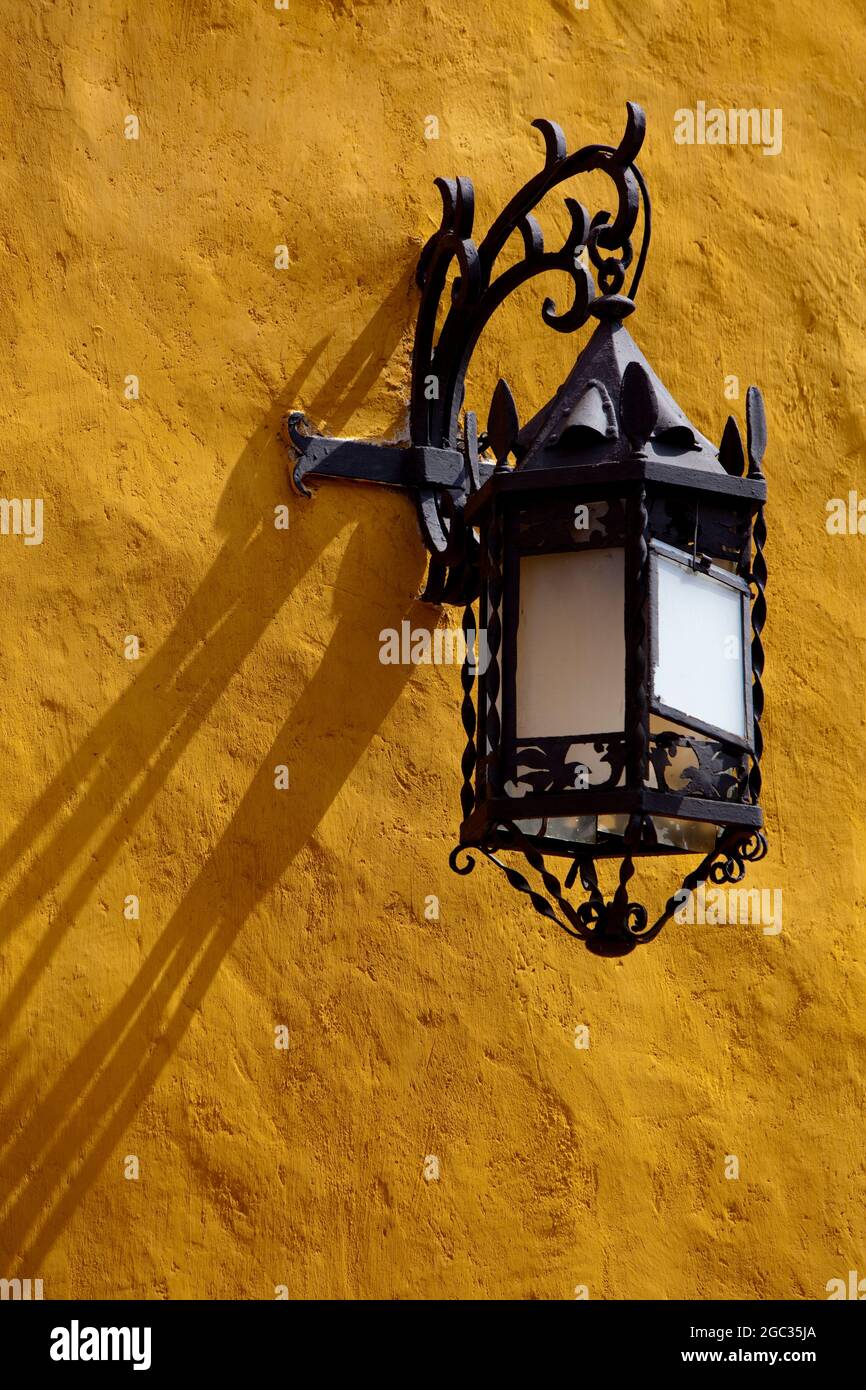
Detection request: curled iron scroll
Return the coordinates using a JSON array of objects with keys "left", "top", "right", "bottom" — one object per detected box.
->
[{"left": 411, "top": 103, "right": 651, "bottom": 602}]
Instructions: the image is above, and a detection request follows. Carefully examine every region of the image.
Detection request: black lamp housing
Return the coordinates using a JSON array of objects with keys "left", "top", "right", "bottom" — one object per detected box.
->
[{"left": 286, "top": 103, "right": 768, "bottom": 955}]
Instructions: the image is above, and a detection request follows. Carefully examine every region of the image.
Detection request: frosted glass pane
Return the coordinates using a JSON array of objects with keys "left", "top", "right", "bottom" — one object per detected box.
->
[
  {"left": 653, "top": 554, "right": 747, "bottom": 739},
  {"left": 517, "top": 549, "right": 624, "bottom": 738},
  {"left": 545, "top": 816, "right": 597, "bottom": 844},
  {"left": 650, "top": 816, "right": 717, "bottom": 852}
]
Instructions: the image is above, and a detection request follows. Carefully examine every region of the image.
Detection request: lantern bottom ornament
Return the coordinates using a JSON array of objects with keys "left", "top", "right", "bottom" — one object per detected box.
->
[{"left": 450, "top": 824, "right": 769, "bottom": 958}]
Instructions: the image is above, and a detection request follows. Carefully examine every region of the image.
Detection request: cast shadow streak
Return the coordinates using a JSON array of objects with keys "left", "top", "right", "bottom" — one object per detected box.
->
[
  {"left": 0, "top": 270, "right": 414, "bottom": 1041},
  {"left": 0, "top": 270, "right": 425, "bottom": 1273},
  {"left": 0, "top": 559, "right": 432, "bottom": 1274}
]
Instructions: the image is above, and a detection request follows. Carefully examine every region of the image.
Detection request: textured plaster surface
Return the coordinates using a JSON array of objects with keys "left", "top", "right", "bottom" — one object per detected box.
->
[{"left": 0, "top": 0, "right": 864, "bottom": 1299}]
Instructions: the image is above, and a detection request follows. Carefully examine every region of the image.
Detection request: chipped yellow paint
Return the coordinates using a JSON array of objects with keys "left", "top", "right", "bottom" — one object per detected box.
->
[{"left": 0, "top": 0, "right": 863, "bottom": 1300}]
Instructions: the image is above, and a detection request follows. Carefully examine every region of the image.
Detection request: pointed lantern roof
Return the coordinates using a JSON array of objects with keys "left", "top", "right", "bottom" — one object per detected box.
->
[{"left": 514, "top": 318, "right": 724, "bottom": 476}]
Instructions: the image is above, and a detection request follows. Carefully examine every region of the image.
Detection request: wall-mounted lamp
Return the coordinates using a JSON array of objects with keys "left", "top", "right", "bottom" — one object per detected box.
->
[{"left": 286, "top": 103, "right": 768, "bottom": 955}]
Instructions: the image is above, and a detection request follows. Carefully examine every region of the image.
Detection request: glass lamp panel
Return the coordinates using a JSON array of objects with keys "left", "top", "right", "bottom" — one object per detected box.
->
[
  {"left": 652, "top": 552, "right": 747, "bottom": 740},
  {"left": 511, "top": 814, "right": 717, "bottom": 853},
  {"left": 513, "top": 816, "right": 597, "bottom": 844},
  {"left": 598, "top": 812, "right": 629, "bottom": 839},
  {"left": 516, "top": 548, "right": 625, "bottom": 739},
  {"left": 649, "top": 816, "right": 717, "bottom": 852},
  {"left": 545, "top": 816, "right": 598, "bottom": 844}
]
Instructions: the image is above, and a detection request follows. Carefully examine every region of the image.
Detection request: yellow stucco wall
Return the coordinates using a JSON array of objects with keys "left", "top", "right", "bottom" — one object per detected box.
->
[{"left": 0, "top": 0, "right": 863, "bottom": 1300}]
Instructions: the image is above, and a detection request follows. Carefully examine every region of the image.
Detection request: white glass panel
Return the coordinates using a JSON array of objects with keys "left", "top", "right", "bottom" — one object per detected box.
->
[
  {"left": 517, "top": 549, "right": 625, "bottom": 738},
  {"left": 653, "top": 554, "right": 747, "bottom": 740}
]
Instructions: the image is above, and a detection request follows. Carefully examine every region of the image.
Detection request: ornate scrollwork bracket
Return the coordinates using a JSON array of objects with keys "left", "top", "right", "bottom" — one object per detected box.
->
[
  {"left": 449, "top": 823, "right": 769, "bottom": 955},
  {"left": 283, "top": 102, "right": 651, "bottom": 604}
]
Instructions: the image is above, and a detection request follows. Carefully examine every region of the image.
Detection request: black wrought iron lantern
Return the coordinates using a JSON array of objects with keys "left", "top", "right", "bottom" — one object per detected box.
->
[{"left": 287, "top": 103, "right": 768, "bottom": 954}]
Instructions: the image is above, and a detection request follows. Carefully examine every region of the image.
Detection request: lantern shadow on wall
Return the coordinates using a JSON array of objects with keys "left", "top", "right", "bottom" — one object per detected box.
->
[{"left": 285, "top": 103, "right": 768, "bottom": 956}]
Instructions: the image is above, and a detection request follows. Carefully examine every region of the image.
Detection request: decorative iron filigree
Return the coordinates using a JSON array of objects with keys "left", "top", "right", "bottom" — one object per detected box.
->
[
  {"left": 708, "top": 830, "right": 769, "bottom": 885},
  {"left": 517, "top": 495, "right": 627, "bottom": 552},
  {"left": 648, "top": 733, "right": 749, "bottom": 802},
  {"left": 508, "top": 737, "right": 627, "bottom": 795},
  {"left": 450, "top": 822, "right": 768, "bottom": 954},
  {"left": 285, "top": 105, "right": 652, "bottom": 604},
  {"left": 411, "top": 102, "right": 650, "bottom": 600},
  {"left": 412, "top": 103, "right": 649, "bottom": 441}
]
